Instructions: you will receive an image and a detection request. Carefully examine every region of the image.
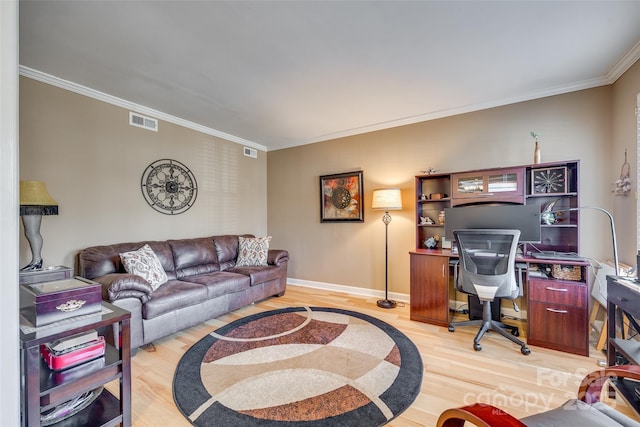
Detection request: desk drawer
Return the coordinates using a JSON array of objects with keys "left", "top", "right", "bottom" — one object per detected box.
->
[
  {"left": 528, "top": 301, "right": 589, "bottom": 356},
  {"left": 528, "top": 279, "right": 587, "bottom": 307},
  {"left": 608, "top": 279, "right": 640, "bottom": 314}
]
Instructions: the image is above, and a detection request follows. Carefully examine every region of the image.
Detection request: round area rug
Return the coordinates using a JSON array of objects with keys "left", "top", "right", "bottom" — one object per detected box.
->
[{"left": 173, "top": 306, "right": 423, "bottom": 426}]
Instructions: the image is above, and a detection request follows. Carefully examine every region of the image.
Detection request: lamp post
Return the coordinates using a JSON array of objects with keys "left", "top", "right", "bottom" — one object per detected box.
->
[
  {"left": 372, "top": 188, "right": 402, "bottom": 309},
  {"left": 19, "top": 181, "right": 58, "bottom": 271}
]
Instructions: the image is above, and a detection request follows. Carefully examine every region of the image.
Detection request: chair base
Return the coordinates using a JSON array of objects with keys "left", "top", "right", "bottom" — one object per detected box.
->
[{"left": 449, "top": 299, "right": 530, "bottom": 355}]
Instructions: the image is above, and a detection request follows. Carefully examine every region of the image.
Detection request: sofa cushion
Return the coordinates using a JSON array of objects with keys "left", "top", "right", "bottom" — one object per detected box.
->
[
  {"left": 169, "top": 237, "right": 220, "bottom": 278},
  {"left": 184, "top": 271, "right": 250, "bottom": 298},
  {"left": 119, "top": 244, "right": 168, "bottom": 290},
  {"left": 214, "top": 235, "right": 252, "bottom": 270},
  {"left": 142, "top": 280, "right": 208, "bottom": 320},
  {"left": 236, "top": 236, "right": 271, "bottom": 266},
  {"left": 229, "top": 265, "right": 281, "bottom": 286}
]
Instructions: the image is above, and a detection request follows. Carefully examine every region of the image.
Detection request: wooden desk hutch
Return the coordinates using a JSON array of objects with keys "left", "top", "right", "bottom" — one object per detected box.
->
[{"left": 410, "top": 160, "right": 591, "bottom": 356}]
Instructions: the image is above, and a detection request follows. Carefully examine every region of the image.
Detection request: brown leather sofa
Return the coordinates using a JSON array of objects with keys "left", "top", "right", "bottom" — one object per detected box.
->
[{"left": 77, "top": 234, "right": 288, "bottom": 351}]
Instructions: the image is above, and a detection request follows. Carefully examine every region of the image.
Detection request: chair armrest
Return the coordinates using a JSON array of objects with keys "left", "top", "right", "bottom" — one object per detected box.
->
[
  {"left": 268, "top": 249, "right": 289, "bottom": 267},
  {"left": 92, "top": 273, "right": 154, "bottom": 304},
  {"left": 436, "top": 403, "right": 525, "bottom": 427},
  {"left": 579, "top": 365, "right": 640, "bottom": 404}
]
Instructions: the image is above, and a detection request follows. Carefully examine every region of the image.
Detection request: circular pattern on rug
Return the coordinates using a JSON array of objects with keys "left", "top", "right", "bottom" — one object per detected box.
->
[{"left": 173, "top": 307, "right": 423, "bottom": 426}]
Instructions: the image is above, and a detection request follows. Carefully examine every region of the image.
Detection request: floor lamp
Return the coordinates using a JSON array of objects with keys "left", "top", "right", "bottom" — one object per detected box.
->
[
  {"left": 372, "top": 188, "right": 403, "bottom": 309},
  {"left": 19, "top": 180, "right": 58, "bottom": 271}
]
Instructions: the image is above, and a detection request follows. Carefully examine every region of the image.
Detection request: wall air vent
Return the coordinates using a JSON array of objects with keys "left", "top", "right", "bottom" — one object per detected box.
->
[
  {"left": 243, "top": 146, "right": 258, "bottom": 158},
  {"left": 129, "top": 112, "right": 158, "bottom": 132}
]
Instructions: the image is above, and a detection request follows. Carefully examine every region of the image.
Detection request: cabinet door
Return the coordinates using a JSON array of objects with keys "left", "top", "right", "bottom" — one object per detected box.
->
[
  {"left": 410, "top": 254, "right": 450, "bottom": 326},
  {"left": 527, "top": 301, "right": 588, "bottom": 356},
  {"left": 451, "top": 167, "right": 524, "bottom": 205}
]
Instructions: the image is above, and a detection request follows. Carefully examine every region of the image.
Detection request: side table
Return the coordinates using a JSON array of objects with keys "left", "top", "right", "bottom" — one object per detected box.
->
[{"left": 20, "top": 301, "right": 131, "bottom": 427}]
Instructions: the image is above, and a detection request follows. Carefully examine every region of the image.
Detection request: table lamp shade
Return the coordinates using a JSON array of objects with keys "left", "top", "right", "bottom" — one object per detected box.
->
[
  {"left": 372, "top": 188, "right": 402, "bottom": 210},
  {"left": 20, "top": 181, "right": 59, "bottom": 216}
]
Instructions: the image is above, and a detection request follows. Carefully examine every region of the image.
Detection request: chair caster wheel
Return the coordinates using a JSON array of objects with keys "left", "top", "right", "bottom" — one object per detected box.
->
[
  {"left": 473, "top": 343, "right": 482, "bottom": 351},
  {"left": 448, "top": 326, "right": 455, "bottom": 332},
  {"left": 511, "top": 328, "right": 519, "bottom": 337},
  {"left": 521, "top": 346, "right": 531, "bottom": 355}
]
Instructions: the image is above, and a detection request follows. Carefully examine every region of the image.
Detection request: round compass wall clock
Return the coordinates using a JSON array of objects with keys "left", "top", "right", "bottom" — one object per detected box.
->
[
  {"left": 531, "top": 166, "right": 567, "bottom": 194},
  {"left": 141, "top": 159, "right": 198, "bottom": 215}
]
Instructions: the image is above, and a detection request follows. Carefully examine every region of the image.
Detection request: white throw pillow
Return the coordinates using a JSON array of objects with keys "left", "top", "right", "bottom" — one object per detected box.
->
[
  {"left": 235, "top": 236, "right": 271, "bottom": 267},
  {"left": 119, "top": 244, "right": 168, "bottom": 291}
]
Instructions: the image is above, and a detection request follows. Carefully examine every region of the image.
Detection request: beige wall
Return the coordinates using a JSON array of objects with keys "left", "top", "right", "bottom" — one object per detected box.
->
[
  {"left": 19, "top": 77, "right": 268, "bottom": 270},
  {"left": 268, "top": 86, "right": 622, "bottom": 295},
  {"left": 611, "top": 59, "right": 640, "bottom": 264}
]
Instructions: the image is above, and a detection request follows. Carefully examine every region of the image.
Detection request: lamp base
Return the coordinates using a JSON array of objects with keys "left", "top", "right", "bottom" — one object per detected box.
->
[{"left": 377, "top": 299, "right": 397, "bottom": 309}]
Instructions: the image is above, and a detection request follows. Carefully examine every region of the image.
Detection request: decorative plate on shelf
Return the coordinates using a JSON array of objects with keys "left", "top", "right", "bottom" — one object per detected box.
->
[{"left": 531, "top": 166, "right": 567, "bottom": 194}]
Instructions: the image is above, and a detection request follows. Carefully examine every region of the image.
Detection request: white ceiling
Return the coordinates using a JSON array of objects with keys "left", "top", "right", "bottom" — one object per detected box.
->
[{"left": 18, "top": 1, "right": 640, "bottom": 151}]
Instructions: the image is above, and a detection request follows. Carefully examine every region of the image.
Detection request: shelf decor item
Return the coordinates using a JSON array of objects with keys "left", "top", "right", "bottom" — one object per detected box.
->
[
  {"left": 530, "top": 131, "right": 541, "bottom": 164},
  {"left": 531, "top": 166, "right": 567, "bottom": 194},
  {"left": 372, "top": 188, "right": 402, "bottom": 309},
  {"left": 19, "top": 180, "right": 59, "bottom": 271},
  {"left": 613, "top": 149, "right": 631, "bottom": 196},
  {"left": 320, "top": 171, "right": 364, "bottom": 222}
]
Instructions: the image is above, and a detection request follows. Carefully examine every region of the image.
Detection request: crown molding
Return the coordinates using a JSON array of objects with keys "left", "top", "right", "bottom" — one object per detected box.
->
[
  {"left": 608, "top": 39, "right": 640, "bottom": 83},
  {"left": 18, "top": 66, "right": 267, "bottom": 152}
]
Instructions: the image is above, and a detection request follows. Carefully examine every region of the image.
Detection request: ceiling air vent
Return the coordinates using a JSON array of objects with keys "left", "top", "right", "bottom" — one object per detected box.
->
[
  {"left": 243, "top": 146, "right": 258, "bottom": 158},
  {"left": 129, "top": 112, "right": 158, "bottom": 132}
]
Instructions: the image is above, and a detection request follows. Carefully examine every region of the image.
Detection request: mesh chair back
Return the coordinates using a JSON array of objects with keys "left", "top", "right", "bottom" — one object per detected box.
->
[{"left": 453, "top": 229, "right": 520, "bottom": 301}]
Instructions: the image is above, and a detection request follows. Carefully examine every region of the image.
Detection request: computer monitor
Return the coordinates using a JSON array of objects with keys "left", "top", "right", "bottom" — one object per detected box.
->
[{"left": 444, "top": 204, "right": 541, "bottom": 243}]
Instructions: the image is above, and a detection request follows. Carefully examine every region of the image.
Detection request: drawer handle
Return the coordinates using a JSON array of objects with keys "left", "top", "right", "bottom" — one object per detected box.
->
[
  {"left": 546, "top": 308, "right": 569, "bottom": 314},
  {"left": 546, "top": 287, "right": 568, "bottom": 292}
]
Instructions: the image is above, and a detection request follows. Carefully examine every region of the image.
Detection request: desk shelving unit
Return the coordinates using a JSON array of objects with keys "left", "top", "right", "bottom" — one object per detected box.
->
[{"left": 411, "top": 160, "right": 589, "bottom": 356}]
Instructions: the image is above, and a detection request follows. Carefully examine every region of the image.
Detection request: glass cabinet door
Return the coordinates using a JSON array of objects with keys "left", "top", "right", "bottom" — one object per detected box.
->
[{"left": 452, "top": 167, "right": 524, "bottom": 201}]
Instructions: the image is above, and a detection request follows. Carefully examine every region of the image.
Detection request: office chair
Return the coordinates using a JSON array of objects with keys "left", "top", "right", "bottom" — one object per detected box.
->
[{"left": 449, "top": 229, "right": 530, "bottom": 355}]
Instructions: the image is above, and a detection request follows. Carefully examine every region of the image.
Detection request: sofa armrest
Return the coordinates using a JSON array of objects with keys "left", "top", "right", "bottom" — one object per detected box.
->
[
  {"left": 93, "top": 273, "right": 154, "bottom": 304},
  {"left": 268, "top": 249, "right": 289, "bottom": 267}
]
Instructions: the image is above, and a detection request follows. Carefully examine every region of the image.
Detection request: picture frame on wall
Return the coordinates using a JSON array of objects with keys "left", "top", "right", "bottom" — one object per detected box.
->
[{"left": 320, "top": 171, "right": 364, "bottom": 222}]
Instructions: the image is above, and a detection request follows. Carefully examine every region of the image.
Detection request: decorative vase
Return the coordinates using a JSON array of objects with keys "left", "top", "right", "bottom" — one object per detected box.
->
[
  {"left": 438, "top": 211, "right": 445, "bottom": 225},
  {"left": 533, "top": 140, "right": 541, "bottom": 164}
]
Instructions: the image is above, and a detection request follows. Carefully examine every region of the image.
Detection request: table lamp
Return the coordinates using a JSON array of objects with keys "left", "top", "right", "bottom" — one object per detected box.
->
[
  {"left": 372, "top": 188, "right": 402, "bottom": 308},
  {"left": 19, "top": 180, "right": 58, "bottom": 271}
]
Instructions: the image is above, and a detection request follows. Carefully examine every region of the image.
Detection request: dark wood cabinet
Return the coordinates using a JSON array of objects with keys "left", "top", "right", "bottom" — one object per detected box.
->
[
  {"left": 410, "top": 252, "right": 450, "bottom": 326},
  {"left": 527, "top": 275, "right": 589, "bottom": 356},
  {"left": 20, "top": 302, "right": 131, "bottom": 427},
  {"left": 451, "top": 167, "right": 524, "bottom": 206}
]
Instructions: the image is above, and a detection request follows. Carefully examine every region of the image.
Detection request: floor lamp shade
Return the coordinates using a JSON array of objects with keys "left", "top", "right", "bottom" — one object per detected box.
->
[
  {"left": 372, "top": 188, "right": 403, "bottom": 211},
  {"left": 372, "top": 188, "right": 402, "bottom": 309},
  {"left": 19, "top": 181, "right": 58, "bottom": 271}
]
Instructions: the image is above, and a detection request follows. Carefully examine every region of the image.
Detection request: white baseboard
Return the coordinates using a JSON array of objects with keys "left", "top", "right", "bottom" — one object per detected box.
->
[{"left": 287, "top": 278, "right": 410, "bottom": 303}]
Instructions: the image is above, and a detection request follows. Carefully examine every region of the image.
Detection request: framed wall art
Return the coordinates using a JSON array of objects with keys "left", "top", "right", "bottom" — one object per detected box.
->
[{"left": 320, "top": 171, "right": 364, "bottom": 222}]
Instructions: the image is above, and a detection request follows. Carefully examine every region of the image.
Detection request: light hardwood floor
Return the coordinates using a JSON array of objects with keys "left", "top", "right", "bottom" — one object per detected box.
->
[{"left": 110, "top": 284, "right": 628, "bottom": 426}]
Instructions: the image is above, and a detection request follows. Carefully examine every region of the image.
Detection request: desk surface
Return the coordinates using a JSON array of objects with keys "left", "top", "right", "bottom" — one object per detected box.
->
[{"left": 410, "top": 248, "right": 590, "bottom": 265}]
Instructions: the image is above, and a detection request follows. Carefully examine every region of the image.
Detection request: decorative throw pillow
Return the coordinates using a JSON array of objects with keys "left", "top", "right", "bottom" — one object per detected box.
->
[
  {"left": 119, "top": 244, "right": 168, "bottom": 291},
  {"left": 235, "top": 236, "right": 272, "bottom": 267}
]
